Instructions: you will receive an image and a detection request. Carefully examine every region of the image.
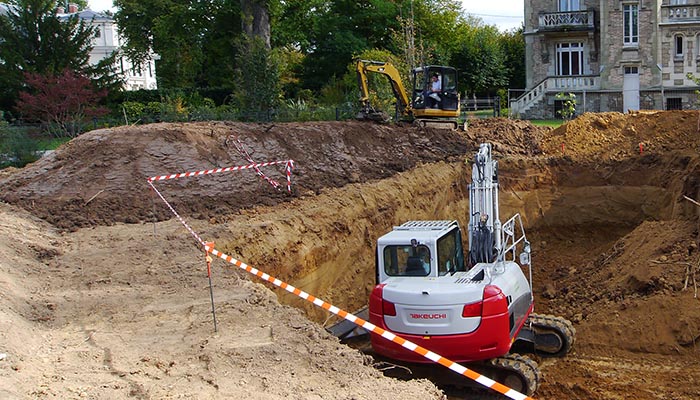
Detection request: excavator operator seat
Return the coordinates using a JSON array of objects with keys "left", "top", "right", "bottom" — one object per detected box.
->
[{"left": 405, "top": 256, "right": 426, "bottom": 276}]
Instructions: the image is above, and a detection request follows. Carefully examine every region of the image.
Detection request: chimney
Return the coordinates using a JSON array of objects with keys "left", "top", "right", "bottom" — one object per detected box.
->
[
  {"left": 68, "top": 3, "right": 78, "bottom": 13},
  {"left": 57, "top": 6, "right": 65, "bottom": 13}
]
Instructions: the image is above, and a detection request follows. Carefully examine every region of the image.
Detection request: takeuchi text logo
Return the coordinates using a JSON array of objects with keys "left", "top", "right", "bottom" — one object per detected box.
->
[{"left": 410, "top": 313, "right": 447, "bottom": 320}]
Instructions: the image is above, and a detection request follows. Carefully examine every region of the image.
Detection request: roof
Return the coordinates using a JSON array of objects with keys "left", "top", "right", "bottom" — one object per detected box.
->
[
  {"left": 0, "top": 2, "right": 16, "bottom": 16},
  {"left": 377, "top": 220, "right": 461, "bottom": 246},
  {"left": 58, "top": 9, "right": 113, "bottom": 22}
]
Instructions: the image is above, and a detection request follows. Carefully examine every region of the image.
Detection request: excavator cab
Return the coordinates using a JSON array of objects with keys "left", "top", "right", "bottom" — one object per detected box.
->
[
  {"left": 412, "top": 66, "right": 460, "bottom": 112},
  {"left": 411, "top": 66, "right": 460, "bottom": 128}
]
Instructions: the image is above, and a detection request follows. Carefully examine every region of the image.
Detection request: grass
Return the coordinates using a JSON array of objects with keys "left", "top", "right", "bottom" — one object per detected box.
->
[
  {"left": 465, "top": 109, "right": 497, "bottom": 118},
  {"left": 36, "top": 136, "right": 71, "bottom": 151},
  {"left": 529, "top": 119, "right": 566, "bottom": 128}
]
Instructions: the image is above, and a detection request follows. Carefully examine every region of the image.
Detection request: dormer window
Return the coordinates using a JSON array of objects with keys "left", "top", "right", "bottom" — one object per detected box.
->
[{"left": 675, "top": 35, "right": 684, "bottom": 59}]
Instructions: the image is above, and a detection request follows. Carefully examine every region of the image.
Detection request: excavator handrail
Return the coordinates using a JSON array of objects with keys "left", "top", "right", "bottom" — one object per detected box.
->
[{"left": 500, "top": 213, "right": 528, "bottom": 262}]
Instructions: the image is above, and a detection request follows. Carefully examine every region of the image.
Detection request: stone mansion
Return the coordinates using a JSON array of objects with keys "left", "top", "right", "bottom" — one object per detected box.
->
[{"left": 511, "top": 0, "right": 700, "bottom": 118}]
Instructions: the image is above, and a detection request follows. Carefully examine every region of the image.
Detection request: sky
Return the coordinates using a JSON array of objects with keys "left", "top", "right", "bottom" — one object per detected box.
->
[
  {"left": 465, "top": 1, "right": 525, "bottom": 32},
  {"left": 87, "top": 0, "right": 525, "bottom": 32}
]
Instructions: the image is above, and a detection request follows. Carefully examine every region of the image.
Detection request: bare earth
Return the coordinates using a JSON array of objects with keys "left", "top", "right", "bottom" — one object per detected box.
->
[{"left": 1, "top": 112, "right": 700, "bottom": 399}]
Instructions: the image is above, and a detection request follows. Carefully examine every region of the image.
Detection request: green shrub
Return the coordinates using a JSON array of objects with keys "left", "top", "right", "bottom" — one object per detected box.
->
[
  {"left": 121, "top": 101, "right": 146, "bottom": 123},
  {"left": 0, "top": 125, "right": 40, "bottom": 168}
]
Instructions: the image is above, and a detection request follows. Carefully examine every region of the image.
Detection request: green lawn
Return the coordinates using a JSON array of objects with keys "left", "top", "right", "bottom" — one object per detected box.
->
[
  {"left": 529, "top": 119, "right": 565, "bottom": 128},
  {"left": 36, "top": 136, "right": 71, "bottom": 150}
]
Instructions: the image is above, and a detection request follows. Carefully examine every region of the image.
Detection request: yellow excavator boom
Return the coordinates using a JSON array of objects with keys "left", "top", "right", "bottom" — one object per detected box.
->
[{"left": 356, "top": 59, "right": 412, "bottom": 118}]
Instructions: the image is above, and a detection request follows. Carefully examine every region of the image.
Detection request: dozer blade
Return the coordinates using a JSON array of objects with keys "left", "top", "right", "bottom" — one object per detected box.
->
[{"left": 325, "top": 306, "right": 369, "bottom": 340}]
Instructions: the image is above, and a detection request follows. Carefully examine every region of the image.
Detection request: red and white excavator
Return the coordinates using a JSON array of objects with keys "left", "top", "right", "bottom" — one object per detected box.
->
[{"left": 330, "top": 143, "right": 575, "bottom": 395}]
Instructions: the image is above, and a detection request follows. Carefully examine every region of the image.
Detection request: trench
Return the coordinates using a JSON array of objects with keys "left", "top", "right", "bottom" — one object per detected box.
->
[
  {"left": 212, "top": 152, "right": 700, "bottom": 397},
  {"left": 217, "top": 153, "right": 694, "bottom": 320}
]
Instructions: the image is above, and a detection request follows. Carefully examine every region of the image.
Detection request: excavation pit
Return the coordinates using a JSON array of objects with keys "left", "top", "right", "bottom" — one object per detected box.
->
[{"left": 1, "top": 112, "right": 700, "bottom": 399}]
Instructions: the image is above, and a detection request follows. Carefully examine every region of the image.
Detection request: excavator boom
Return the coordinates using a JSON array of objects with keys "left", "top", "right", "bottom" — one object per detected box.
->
[{"left": 356, "top": 60, "right": 412, "bottom": 116}]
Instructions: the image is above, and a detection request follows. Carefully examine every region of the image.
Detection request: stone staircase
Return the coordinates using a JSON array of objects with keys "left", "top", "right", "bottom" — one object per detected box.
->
[{"left": 510, "top": 75, "right": 601, "bottom": 119}]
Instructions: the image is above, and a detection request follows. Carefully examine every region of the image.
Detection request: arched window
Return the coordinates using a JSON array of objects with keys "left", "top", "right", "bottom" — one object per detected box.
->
[{"left": 675, "top": 34, "right": 684, "bottom": 58}]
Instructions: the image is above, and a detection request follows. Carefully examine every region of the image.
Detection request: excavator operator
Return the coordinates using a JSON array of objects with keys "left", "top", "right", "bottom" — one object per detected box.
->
[{"left": 425, "top": 73, "right": 442, "bottom": 109}]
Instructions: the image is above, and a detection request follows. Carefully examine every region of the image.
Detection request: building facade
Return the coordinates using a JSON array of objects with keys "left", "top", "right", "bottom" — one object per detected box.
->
[
  {"left": 57, "top": 5, "right": 158, "bottom": 91},
  {"left": 512, "top": 0, "right": 700, "bottom": 119}
]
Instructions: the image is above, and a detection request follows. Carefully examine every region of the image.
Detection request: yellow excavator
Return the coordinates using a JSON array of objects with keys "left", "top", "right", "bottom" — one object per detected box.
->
[{"left": 355, "top": 59, "right": 461, "bottom": 130}]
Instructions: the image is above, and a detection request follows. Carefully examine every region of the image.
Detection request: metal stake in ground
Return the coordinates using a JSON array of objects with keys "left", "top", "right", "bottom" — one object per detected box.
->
[{"left": 205, "top": 242, "right": 218, "bottom": 332}]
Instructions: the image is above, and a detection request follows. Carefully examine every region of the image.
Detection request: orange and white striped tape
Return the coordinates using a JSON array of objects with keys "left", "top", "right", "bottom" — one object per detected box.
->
[{"left": 204, "top": 244, "right": 532, "bottom": 400}]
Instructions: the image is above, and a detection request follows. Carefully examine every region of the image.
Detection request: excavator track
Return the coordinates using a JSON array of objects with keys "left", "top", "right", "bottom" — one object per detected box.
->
[
  {"left": 414, "top": 118, "right": 459, "bottom": 130},
  {"left": 482, "top": 353, "right": 541, "bottom": 396},
  {"left": 515, "top": 313, "right": 576, "bottom": 357},
  {"left": 367, "top": 352, "right": 541, "bottom": 398}
]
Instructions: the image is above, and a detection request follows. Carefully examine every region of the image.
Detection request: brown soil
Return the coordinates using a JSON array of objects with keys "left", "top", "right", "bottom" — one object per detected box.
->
[{"left": 1, "top": 112, "right": 700, "bottom": 399}]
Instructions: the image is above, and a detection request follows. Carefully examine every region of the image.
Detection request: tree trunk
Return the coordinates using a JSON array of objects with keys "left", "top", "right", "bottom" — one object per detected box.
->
[{"left": 240, "top": 0, "right": 270, "bottom": 48}]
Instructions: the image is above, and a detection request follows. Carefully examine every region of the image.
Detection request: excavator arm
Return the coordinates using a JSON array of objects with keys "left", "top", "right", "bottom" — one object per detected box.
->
[{"left": 356, "top": 60, "right": 412, "bottom": 121}]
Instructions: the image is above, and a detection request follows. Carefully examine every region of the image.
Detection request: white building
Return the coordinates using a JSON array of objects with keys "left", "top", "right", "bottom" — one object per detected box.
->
[{"left": 57, "top": 4, "right": 158, "bottom": 90}]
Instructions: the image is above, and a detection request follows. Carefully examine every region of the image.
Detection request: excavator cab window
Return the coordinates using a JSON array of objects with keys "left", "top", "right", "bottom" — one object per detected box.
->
[
  {"left": 437, "top": 227, "right": 466, "bottom": 275},
  {"left": 383, "top": 245, "right": 430, "bottom": 277}
]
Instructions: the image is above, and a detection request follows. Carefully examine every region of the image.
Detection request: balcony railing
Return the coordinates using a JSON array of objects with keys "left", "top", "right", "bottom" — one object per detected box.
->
[
  {"left": 661, "top": 4, "right": 700, "bottom": 24},
  {"left": 538, "top": 11, "right": 595, "bottom": 31},
  {"left": 550, "top": 75, "right": 600, "bottom": 90}
]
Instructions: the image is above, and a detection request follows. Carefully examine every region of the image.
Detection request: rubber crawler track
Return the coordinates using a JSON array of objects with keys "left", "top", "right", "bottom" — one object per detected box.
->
[
  {"left": 527, "top": 313, "right": 577, "bottom": 357},
  {"left": 487, "top": 353, "right": 541, "bottom": 396}
]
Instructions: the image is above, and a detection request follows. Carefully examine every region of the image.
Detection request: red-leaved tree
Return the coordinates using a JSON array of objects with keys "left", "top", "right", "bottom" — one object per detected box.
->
[{"left": 16, "top": 69, "right": 109, "bottom": 137}]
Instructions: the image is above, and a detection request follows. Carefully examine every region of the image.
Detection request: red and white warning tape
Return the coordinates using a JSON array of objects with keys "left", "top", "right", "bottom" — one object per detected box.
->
[
  {"left": 147, "top": 180, "right": 206, "bottom": 246},
  {"left": 230, "top": 136, "right": 282, "bottom": 190},
  {"left": 285, "top": 160, "right": 294, "bottom": 193},
  {"left": 148, "top": 159, "right": 294, "bottom": 190},
  {"left": 204, "top": 244, "right": 532, "bottom": 400}
]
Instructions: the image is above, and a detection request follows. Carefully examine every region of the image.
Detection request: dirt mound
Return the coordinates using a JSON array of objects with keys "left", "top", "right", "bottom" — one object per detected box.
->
[
  {"left": 0, "top": 119, "right": 548, "bottom": 231},
  {"left": 466, "top": 117, "right": 546, "bottom": 156},
  {"left": 0, "top": 121, "right": 467, "bottom": 230},
  {"left": 539, "top": 220, "right": 700, "bottom": 352},
  {"left": 0, "top": 204, "right": 444, "bottom": 400},
  {"left": 541, "top": 111, "right": 700, "bottom": 160}
]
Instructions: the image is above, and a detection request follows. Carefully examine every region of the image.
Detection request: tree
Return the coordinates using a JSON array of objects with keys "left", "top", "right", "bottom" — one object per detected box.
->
[
  {"left": 234, "top": 36, "right": 281, "bottom": 115},
  {"left": 499, "top": 26, "right": 525, "bottom": 90},
  {"left": 241, "top": 0, "right": 270, "bottom": 48},
  {"left": 0, "top": 0, "right": 117, "bottom": 110},
  {"left": 16, "top": 69, "right": 109, "bottom": 137},
  {"left": 403, "top": 0, "right": 463, "bottom": 66},
  {"left": 555, "top": 92, "right": 576, "bottom": 120},
  {"left": 299, "top": 0, "right": 403, "bottom": 91},
  {"left": 115, "top": 0, "right": 266, "bottom": 90},
  {"left": 115, "top": 0, "right": 212, "bottom": 89},
  {"left": 450, "top": 21, "right": 508, "bottom": 96}
]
